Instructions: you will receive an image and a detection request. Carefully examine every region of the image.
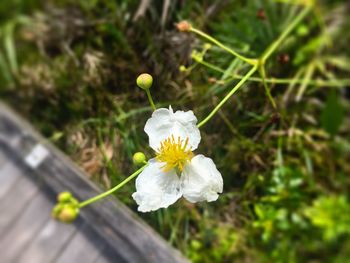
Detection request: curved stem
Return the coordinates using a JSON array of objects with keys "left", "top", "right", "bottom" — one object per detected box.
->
[
  {"left": 194, "top": 6, "right": 313, "bottom": 129},
  {"left": 145, "top": 89, "right": 156, "bottom": 111},
  {"left": 79, "top": 164, "right": 147, "bottom": 208},
  {"left": 196, "top": 58, "right": 350, "bottom": 87},
  {"left": 190, "top": 27, "right": 257, "bottom": 65},
  {"left": 197, "top": 65, "right": 258, "bottom": 128}
]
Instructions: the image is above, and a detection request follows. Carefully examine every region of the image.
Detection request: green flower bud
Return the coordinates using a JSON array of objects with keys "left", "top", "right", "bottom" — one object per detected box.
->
[
  {"left": 191, "top": 50, "right": 203, "bottom": 62},
  {"left": 203, "top": 43, "right": 212, "bottom": 50},
  {"left": 58, "top": 191, "right": 72, "bottom": 203},
  {"left": 179, "top": 65, "right": 187, "bottom": 72},
  {"left": 70, "top": 197, "right": 79, "bottom": 206},
  {"left": 136, "top": 73, "right": 153, "bottom": 90},
  {"left": 58, "top": 205, "right": 79, "bottom": 223},
  {"left": 296, "top": 24, "right": 309, "bottom": 37},
  {"left": 191, "top": 240, "right": 202, "bottom": 250},
  {"left": 51, "top": 204, "right": 64, "bottom": 218},
  {"left": 133, "top": 152, "right": 146, "bottom": 165}
]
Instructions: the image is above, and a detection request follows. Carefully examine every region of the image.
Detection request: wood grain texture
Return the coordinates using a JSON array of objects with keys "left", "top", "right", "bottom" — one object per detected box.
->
[
  {"left": 0, "top": 166, "right": 39, "bottom": 236},
  {"left": 54, "top": 223, "right": 105, "bottom": 263},
  {"left": 0, "top": 102, "right": 188, "bottom": 263},
  {"left": 0, "top": 189, "right": 53, "bottom": 262},
  {"left": 0, "top": 162, "right": 22, "bottom": 199},
  {"left": 16, "top": 216, "right": 80, "bottom": 263},
  {"left": 0, "top": 151, "right": 6, "bottom": 168},
  {"left": 0, "top": 163, "right": 122, "bottom": 263}
]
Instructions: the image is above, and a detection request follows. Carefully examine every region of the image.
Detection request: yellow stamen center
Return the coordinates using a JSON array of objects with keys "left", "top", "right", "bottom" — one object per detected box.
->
[{"left": 156, "top": 135, "right": 193, "bottom": 172}]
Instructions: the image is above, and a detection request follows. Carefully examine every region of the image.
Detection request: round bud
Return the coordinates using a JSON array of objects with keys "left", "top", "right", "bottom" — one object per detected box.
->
[
  {"left": 136, "top": 73, "right": 153, "bottom": 90},
  {"left": 58, "top": 191, "right": 72, "bottom": 203},
  {"left": 191, "top": 50, "right": 203, "bottom": 62},
  {"left": 179, "top": 65, "right": 187, "bottom": 72},
  {"left": 176, "top": 21, "right": 192, "bottom": 32},
  {"left": 58, "top": 205, "right": 79, "bottom": 223},
  {"left": 70, "top": 197, "right": 79, "bottom": 206},
  {"left": 296, "top": 24, "right": 309, "bottom": 37},
  {"left": 51, "top": 204, "right": 64, "bottom": 218},
  {"left": 133, "top": 152, "right": 146, "bottom": 165},
  {"left": 203, "top": 43, "right": 212, "bottom": 50},
  {"left": 191, "top": 240, "right": 202, "bottom": 250}
]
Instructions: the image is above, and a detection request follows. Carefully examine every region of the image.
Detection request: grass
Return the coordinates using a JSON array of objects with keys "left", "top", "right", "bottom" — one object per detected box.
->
[{"left": 1, "top": 0, "right": 350, "bottom": 262}]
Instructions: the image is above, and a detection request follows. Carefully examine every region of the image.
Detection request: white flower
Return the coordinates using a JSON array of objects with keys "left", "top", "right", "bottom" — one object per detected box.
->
[{"left": 132, "top": 106, "right": 223, "bottom": 212}]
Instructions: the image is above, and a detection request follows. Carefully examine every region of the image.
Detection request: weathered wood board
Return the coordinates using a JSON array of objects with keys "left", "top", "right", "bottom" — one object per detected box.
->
[{"left": 0, "top": 102, "right": 188, "bottom": 263}]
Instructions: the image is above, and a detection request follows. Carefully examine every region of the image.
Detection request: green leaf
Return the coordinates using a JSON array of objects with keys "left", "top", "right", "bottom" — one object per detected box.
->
[{"left": 320, "top": 91, "right": 344, "bottom": 136}]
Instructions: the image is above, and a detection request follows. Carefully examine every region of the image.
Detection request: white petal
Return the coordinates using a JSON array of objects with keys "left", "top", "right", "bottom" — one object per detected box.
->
[
  {"left": 132, "top": 159, "right": 182, "bottom": 212},
  {"left": 144, "top": 106, "right": 201, "bottom": 151},
  {"left": 181, "top": 154, "right": 223, "bottom": 203}
]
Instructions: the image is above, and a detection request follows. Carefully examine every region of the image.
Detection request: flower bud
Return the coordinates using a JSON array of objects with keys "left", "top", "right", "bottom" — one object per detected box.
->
[
  {"left": 133, "top": 152, "right": 146, "bottom": 165},
  {"left": 51, "top": 204, "right": 64, "bottom": 218},
  {"left": 176, "top": 21, "right": 192, "bottom": 32},
  {"left": 70, "top": 197, "right": 79, "bottom": 206},
  {"left": 191, "top": 50, "right": 203, "bottom": 62},
  {"left": 179, "top": 65, "right": 187, "bottom": 72},
  {"left": 136, "top": 73, "right": 153, "bottom": 90},
  {"left": 58, "top": 205, "right": 79, "bottom": 223},
  {"left": 57, "top": 191, "right": 72, "bottom": 203},
  {"left": 191, "top": 240, "right": 202, "bottom": 250},
  {"left": 296, "top": 24, "right": 309, "bottom": 37},
  {"left": 203, "top": 43, "right": 212, "bottom": 50}
]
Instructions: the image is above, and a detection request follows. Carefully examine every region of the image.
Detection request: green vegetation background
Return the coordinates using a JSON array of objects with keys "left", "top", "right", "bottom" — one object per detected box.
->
[{"left": 1, "top": 0, "right": 350, "bottom": 262}]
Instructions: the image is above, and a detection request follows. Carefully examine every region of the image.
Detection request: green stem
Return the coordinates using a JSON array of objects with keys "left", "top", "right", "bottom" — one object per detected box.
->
[
  {"left": 190, "top": 27, "right": 258, "bottom": 65},
  {"left": 196, "top": 58, "right": 350, "bottom": 87},
  {"left": 193, "top": 58, "right": 226, "bottom": 73},
  {"left": 258, "top": 65, "right": 277, "bottom": 109},
  {"left": 230, "top": 74, "right": 350, "bottom": 87},
  {"left": 78, "top": 164, "right": 147, "bottom": 208},
  {"left": 261, "top": 6, "right": 311, "bottom": 62},
  {"left": 146, "top": 89, "right": 156, "bottom": 111},
  {"left": 195, "top": 6, "right": 312, "bottom": 129},
  {"left": 197, "top": 65, "right": 258, "bottom": 128}
]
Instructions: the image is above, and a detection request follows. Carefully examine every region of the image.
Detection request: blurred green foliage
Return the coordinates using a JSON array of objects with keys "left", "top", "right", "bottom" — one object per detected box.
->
[
  {"left": 305, "top": 195, "right": 350, "bottom": 241},
  {"left": 0, "top": 0, "right": 350, "bottom": 262},
  {"left": 321, "top": 90, "right": 345, "bottom": 136}
]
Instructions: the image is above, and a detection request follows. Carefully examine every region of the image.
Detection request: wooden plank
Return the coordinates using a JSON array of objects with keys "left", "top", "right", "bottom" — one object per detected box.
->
[
  {"left": 0, "top": 150, "right": 7, "bottom": 168},
  {"left": 0, "top": 162, "right": 23, "bottom": 200},
  {"left": 0, "top": 101, "right": 188, "bottom": 262},
  {"left": 0, "top": 190, "right": 53, "bottom": 262},
  {"left": 16, "top": 215, "right": 80, "bottom": 263},
  {"left": 94, "top": 255, "right": 111, "bottom": 263},
  {"left": 0, "top": 173, "right": 106, "bottom": 263},
  {"left": 0, "top": 169, "right": 39, "bottom": 236},
  {"left": 54, "top": 223, "right": 104, "bottom": 263},
  {"left": 37, "top": 156, "right": 181, "bottom": 263}
]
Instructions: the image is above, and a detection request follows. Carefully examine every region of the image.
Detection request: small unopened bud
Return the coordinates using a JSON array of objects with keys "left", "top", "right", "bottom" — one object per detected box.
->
[
  {"left": 191, "top": 50, "right": 203, "bottom": 62},
  {"left": 176, "top": 21, "right": 192, "bottom": 32},
  {"left": 296, "top": 24, "right": 309, "bottom": 37},
  {"left": 58, "top": 205, "right": 79, "bottom": 223},
  {"left": 136, "top": 73, "right": 153, "bottom": 90},
  {"left": 179, "top": 65, "right": 187, "bottom": 72},
  {"left": 70, "top": 197, "right": 79, "bottom": 206},
  {"left": 203, "top": 43, "right": 212, "bottom": 50},
  {"left": 191, "top": 240, "right": 202, "bottom": 250},
  {"left": 58, "top": 191, "right": 72, "bottom": 203},
  {"left": 133, "top": 152, "right": 146, "bottom": 165},
  {"left": 52, "top": 204, "right": 64, "bottom": 218}
]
